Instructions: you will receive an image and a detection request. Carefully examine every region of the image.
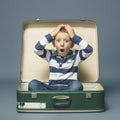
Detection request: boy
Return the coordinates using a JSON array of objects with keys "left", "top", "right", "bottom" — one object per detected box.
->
[{"left": 28, "top": 24, "right": 93, "bottom": 91}]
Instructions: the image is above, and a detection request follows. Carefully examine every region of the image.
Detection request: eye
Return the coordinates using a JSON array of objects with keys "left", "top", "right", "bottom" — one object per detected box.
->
[
  {"left": 64, "top": 39, "right": 70, "bottom": 42},
  {"left": 55, "top": 39, "right": 61, "bottom": 42}
]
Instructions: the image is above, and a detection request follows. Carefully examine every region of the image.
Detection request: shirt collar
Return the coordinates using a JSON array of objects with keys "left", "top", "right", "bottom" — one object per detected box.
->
[{"left": 52, "top": 50, "right": 74, "bottom": 59}]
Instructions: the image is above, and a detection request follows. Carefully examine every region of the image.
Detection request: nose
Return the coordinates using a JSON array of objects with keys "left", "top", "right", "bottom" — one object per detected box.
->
[{"left": 60, "top": 40, "right": 64, "bottom": 46}]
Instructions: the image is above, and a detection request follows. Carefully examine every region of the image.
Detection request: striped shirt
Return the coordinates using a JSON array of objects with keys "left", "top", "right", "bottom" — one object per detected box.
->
[{"left": 34, "top": 34, "right": 93, "bottom": 81}]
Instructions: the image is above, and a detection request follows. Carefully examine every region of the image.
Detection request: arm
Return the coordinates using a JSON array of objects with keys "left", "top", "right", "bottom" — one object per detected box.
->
[
  {"left": 34, "top": 24, "right": 65, "bottom": 61},
  {"left": 65, "top": 24, "right": 93, "bottom": 60},
  {"left": 71, "top": 35, "right": 93, "bottom": 60},
  {"left": 34, "top": 34, "right": 53, "bottom": 62}
]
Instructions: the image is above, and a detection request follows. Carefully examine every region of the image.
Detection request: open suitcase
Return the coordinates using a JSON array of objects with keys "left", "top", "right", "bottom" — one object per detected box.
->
[{"left": 17, "top": 19, "right": 104, "bottom": 112}]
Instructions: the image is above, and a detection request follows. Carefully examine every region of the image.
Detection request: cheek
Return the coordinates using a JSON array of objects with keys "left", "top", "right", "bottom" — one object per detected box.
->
[
  {"left": 52, "top": 42, "right": 59, "bottom": 48},
  {"left": 66, "top": 43, "right": 73, "bottom": 49},
  {"left": 53, "top": 43, "right": 60, "bottom": 50}
]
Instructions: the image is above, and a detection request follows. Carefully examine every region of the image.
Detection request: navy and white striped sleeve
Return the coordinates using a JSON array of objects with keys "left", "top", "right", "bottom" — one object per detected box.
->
[
  {"left": 71, "top": 35, "right": 93, "bottom": 61},
  {"left": 34, "top": 34, "right": 53, "bottom": 62}
]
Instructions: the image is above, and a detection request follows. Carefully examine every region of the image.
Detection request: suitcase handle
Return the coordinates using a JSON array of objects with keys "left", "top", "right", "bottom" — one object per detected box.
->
[{"left": 52, "top": 95, "right": 71, "bottom": 108}]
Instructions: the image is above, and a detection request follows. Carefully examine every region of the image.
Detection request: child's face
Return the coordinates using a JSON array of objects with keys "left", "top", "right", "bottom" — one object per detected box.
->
[{"left": 53, "top": 32, "right": 74, "bottom": 57}]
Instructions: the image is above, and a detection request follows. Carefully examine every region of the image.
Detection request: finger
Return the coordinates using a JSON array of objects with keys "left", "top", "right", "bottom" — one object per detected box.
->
[
  {"left": 58, "top": 24, "right": 64, "bottom": 28},
  {"left": 65, "top": 24, "right": 71, "bottom": 31},
  {"left": 66, "top": 24, "right": 72, "bottom": 29}
]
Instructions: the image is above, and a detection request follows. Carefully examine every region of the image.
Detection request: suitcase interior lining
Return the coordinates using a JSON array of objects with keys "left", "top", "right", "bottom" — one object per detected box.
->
[{"left": 21, "top": 20, "right": 99, "bottom": 83}]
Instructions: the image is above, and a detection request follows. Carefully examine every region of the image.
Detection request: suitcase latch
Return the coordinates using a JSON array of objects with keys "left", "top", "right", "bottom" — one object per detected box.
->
[
  {"left": 31, "top": 93, "right": 37, "bottom": 99},
  {"left": 86, "top": 93, "right": 92, "bottom": 99}
]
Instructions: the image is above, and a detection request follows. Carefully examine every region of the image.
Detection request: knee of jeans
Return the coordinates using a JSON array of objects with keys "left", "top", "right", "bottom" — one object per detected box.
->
[
  {"left": 72, "top": 81, "right": 83, "bottom": 90},
  {"left": 28, "top": 79, "right": 40, "bottom": 90}
]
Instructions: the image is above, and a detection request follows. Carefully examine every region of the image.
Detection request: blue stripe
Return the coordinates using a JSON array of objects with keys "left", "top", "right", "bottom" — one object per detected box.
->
[
  {"left": 49, "top": 79, "right": 77, "bottom": 84},
  {"left": 51, "top": 57, "right": 74, "bottom": 64},
  {"left": 79, "top": 50, "right": 86, "bottom": 60},
  {"left": 38, "top": 50, "right": 47, "bottom": 58},
  {"left": 83, "top": 45, "right": 93, "bottom": 53},
  {"left": 71, "top": 35, "right": 82, "bottom": 44},
  {"left": 50, "top": 66, "right": 78, "bottom": 73},
  {"left": 35, "top": 41, "right": 44, "bottom": 50},
  {"left": 45, "top": 34, "right": 53, "bottom": 42},
  {"left": 51, "top": 51, "right": 78, "bottom": 64},
  {"left": 79, "top": 45, "right": 93, "bottom": 60}
]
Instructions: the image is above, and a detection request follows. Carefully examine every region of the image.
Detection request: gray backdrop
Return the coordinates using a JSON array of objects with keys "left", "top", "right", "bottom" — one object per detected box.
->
[{"left": 0, "top": 0, "right": 120, "bottom": 120}]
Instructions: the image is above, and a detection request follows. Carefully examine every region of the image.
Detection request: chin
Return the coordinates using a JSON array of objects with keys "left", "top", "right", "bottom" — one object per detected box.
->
[
  {"left": 58, "top": 51, "right": 68, "bottom": 57},
  {"left": 60, "top": 54, "right": 67, "bottom": 57}
]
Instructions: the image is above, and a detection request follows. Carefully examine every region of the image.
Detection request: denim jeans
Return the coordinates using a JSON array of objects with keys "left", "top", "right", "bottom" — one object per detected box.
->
[{"left": 28, "top": 79, "right": 83, "bottom": 91}]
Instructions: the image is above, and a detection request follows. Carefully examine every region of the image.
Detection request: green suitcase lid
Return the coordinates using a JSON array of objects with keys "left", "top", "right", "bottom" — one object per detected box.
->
[{"left": 20, "top": 19, "right": 99, "bottom": 83}]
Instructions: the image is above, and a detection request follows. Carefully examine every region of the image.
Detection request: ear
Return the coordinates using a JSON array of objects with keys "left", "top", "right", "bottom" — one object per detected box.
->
[
  {"left": 52, "top": 41, "right": 55, "bottom": 47},
  {"left": 71, "top": 43, "right": 74, "bottom": 48}
]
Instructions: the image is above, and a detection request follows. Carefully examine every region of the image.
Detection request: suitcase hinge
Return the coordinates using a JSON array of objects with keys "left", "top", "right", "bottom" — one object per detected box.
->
[
  {"left": 31, "top": 93, "right": 38, "bottom": 99},
  {"left": 35, "top": 18, "right": 41, "bottom": 21},
  {"left": 86, "top": 93, "right": 92, "bottom": 99}
]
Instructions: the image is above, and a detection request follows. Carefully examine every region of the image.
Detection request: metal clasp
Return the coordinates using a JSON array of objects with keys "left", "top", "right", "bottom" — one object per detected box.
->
[
  {"left": 86, "top": 93, "right": 92, "bottom": 99},
  {"left": 31, "top": 93, "right": 37, "bottom": 99}
]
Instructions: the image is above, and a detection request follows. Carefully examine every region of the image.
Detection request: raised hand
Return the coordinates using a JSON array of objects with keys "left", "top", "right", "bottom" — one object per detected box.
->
[
  {"left": 50, "top": 24, "right": 64, "bottom": 38},
  {"left": 65, "top": 24, "right": 75, "bottom": 38}
]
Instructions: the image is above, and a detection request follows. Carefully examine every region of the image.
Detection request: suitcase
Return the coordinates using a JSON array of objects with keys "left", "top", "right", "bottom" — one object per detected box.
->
[{"left": 17, "top": 19, "right": 104, "bottom": 112}]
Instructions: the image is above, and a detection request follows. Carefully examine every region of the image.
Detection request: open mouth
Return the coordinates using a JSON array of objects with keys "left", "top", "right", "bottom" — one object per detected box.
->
[{"left": 60, "top": 49, "right": 65, "bottom": 52}]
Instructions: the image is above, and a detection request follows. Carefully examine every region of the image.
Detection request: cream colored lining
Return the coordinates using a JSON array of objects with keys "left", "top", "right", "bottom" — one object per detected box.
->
[{"left": 20, "top": 20, "right": 99, "bottom": 83}]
